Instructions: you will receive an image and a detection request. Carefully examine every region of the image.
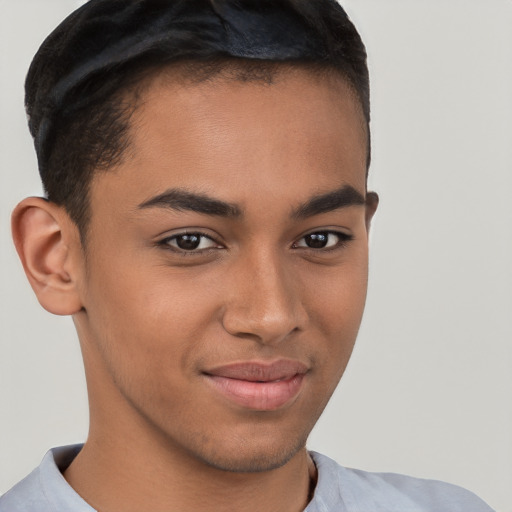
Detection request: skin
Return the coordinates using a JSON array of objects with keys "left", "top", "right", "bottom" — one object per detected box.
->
[{"left": 12, "top": 68, "right": 378, "bottom": 512}]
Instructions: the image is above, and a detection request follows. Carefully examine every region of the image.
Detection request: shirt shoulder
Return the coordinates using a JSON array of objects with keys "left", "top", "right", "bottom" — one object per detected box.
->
[
  {"left": 0, "top": 445, "right": 94, "bottom": 512},
  {"left": 0, "top": 467, "right": 51, "bottom": 512},
  {"left": 307, "top": 451, "right": 495, "bottom": 512}
]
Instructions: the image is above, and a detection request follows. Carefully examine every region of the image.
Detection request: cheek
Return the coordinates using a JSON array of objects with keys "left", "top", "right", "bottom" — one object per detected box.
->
[
  {"left": 302, "top": 248, "right": 369, "bottom": 330},
  {"left": 82, "top": 254, "right": 225, "bottom": 371},
  {"left": 300, "top": 248, "right": 369, "bottom": 377}
]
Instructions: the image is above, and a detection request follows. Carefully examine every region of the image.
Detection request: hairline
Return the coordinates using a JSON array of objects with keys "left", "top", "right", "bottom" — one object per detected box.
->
[{"left": 72, "top": 59, "right": 370, "bottom": 247}]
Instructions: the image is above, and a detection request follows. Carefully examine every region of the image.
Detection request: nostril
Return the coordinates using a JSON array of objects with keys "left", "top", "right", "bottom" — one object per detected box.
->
[
  {"left": 221, "top": 307, "right": 305, "bottom": 346},
  {"left": 220, "top": 259, "right": 308, "bottom": 344}
]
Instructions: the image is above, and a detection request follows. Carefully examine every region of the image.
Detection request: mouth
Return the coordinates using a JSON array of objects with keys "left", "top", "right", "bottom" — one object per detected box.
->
[{"left": 203, "top": 360, "right": 309, "bottom": 411}]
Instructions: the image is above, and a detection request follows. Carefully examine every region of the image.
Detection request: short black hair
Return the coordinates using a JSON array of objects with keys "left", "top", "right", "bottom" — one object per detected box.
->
[{"left": 25, "top": 0, "right": 370, "bottom": 238}]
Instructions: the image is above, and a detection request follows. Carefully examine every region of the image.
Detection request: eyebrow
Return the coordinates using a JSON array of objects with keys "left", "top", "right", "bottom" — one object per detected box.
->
[
  {"left": 291, "top": 185, "right": 365, "bottom": 219},
  {"left": 138, "top": 188, "right": 242, "bottom": 217},
  {"left": 137, "top": 184, "right": 365, "bottom": 219}
]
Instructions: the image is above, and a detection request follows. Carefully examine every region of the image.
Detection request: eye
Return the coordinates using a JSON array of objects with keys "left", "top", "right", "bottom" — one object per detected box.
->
[
  {"left": 161, "top": 232, "right": 220, "bottom": 252},
  {"left": 293, "top": 231, "right": 352, "bottom": 250}
]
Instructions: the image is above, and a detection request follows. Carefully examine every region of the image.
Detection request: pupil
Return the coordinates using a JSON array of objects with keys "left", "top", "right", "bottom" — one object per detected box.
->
[
  {"left": 306, "top": 233, "right": 328, "bottom": 248},
  {"left": 177, "top": 234, "right": 201, "bottom": 250}
]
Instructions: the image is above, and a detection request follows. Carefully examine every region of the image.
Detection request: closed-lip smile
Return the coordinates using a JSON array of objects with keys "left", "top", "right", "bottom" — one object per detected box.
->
[{"left": 203, "top": 359, "right": 309, "bottom": 411}]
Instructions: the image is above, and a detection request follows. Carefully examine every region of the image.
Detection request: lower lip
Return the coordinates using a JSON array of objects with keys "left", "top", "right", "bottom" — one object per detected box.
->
[{"left": 205, "top": 373, "right": 306, "bottom": 411}]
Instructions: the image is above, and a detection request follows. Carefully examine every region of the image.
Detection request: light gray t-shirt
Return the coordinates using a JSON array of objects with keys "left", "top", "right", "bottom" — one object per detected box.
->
[{"left": 0, "top": 445, "right": 494, "bottom": 512}]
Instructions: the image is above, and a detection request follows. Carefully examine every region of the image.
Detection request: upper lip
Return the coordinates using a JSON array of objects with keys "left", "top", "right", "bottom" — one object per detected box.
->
[{"left": 204, "top": 359, "right": 309, "bottom": 382}]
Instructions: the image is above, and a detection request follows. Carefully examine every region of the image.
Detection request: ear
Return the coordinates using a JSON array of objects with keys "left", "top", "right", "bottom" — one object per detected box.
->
[
  {"left": 11, "top": 197, "right": 84, "bottom": 315},
  {"left": 365, "top": 191, "right": 379, "bottom": 232}
]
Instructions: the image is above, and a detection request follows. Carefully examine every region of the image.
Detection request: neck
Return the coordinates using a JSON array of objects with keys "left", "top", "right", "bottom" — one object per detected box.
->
[
  {"left": 64, "top": 432, "right": 316, "bottom": 512},
  {"left": 64, "top": 366, "right": 316, "bottom": 512}
]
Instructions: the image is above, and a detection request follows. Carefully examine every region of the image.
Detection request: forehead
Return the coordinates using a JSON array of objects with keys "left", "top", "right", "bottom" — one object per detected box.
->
[{"left": 90, "top": 67, "right": 368, "bottom": 214}]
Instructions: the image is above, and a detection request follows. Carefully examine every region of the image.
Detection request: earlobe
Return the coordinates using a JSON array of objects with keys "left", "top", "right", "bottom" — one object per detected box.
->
[{"left": 11, "top": 197, "right": 84, "bottom": 316}]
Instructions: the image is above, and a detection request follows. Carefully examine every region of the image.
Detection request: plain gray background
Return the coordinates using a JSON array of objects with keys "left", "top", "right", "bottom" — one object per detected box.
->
[{"left": 1, "top": 1, "right": 511, "bottom": 510}]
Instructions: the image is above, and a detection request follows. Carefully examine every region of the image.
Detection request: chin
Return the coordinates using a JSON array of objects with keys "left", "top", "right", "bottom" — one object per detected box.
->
[{"left": 186, "top": 429, "right": 310, "bottom": 474}]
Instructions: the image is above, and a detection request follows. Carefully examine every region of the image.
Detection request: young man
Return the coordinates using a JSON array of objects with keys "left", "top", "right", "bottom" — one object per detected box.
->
[{"left": 0, "top": 1, "right": 494, "bottom": 511}]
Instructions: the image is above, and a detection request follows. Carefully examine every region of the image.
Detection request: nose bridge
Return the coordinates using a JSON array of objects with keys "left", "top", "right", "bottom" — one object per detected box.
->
[{"left": 222, "top": 246, "right": 306, "bottom": 344}]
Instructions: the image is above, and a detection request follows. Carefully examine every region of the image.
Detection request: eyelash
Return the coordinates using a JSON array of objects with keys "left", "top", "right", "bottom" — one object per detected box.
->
[
  {"left": 157, "top": 230, "right": 353, "bottom": 255},
  {"left": 158, "top": 231, "right": 221, "bottom": 254},
  {"left": 292, "top": 230, "right": 354, "bottom": 251}
]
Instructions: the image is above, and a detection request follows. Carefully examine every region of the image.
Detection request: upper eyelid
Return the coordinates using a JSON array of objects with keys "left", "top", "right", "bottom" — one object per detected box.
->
[
  {"left": 164, "top": 231, "right": 214, "bottom": 240},
  {"left": 158, "top": 229, "right": 220, "bottom": 243},
  {"left": 304, "top": 228, "right": 351, "bottom": 236},
  {"left": 295, "top": 228, "right": 353, "bottom": 241}
]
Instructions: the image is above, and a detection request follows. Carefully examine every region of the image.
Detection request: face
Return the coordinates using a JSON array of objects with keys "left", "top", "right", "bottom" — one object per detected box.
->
[{"left": 73, "top": 68, "right": 376, "bottom": 472}]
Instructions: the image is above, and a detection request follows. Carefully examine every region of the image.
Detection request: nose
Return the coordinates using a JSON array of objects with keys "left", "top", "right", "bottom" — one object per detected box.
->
[{"left": 221, "top": 249, "right": 308, "bottom": 345}]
